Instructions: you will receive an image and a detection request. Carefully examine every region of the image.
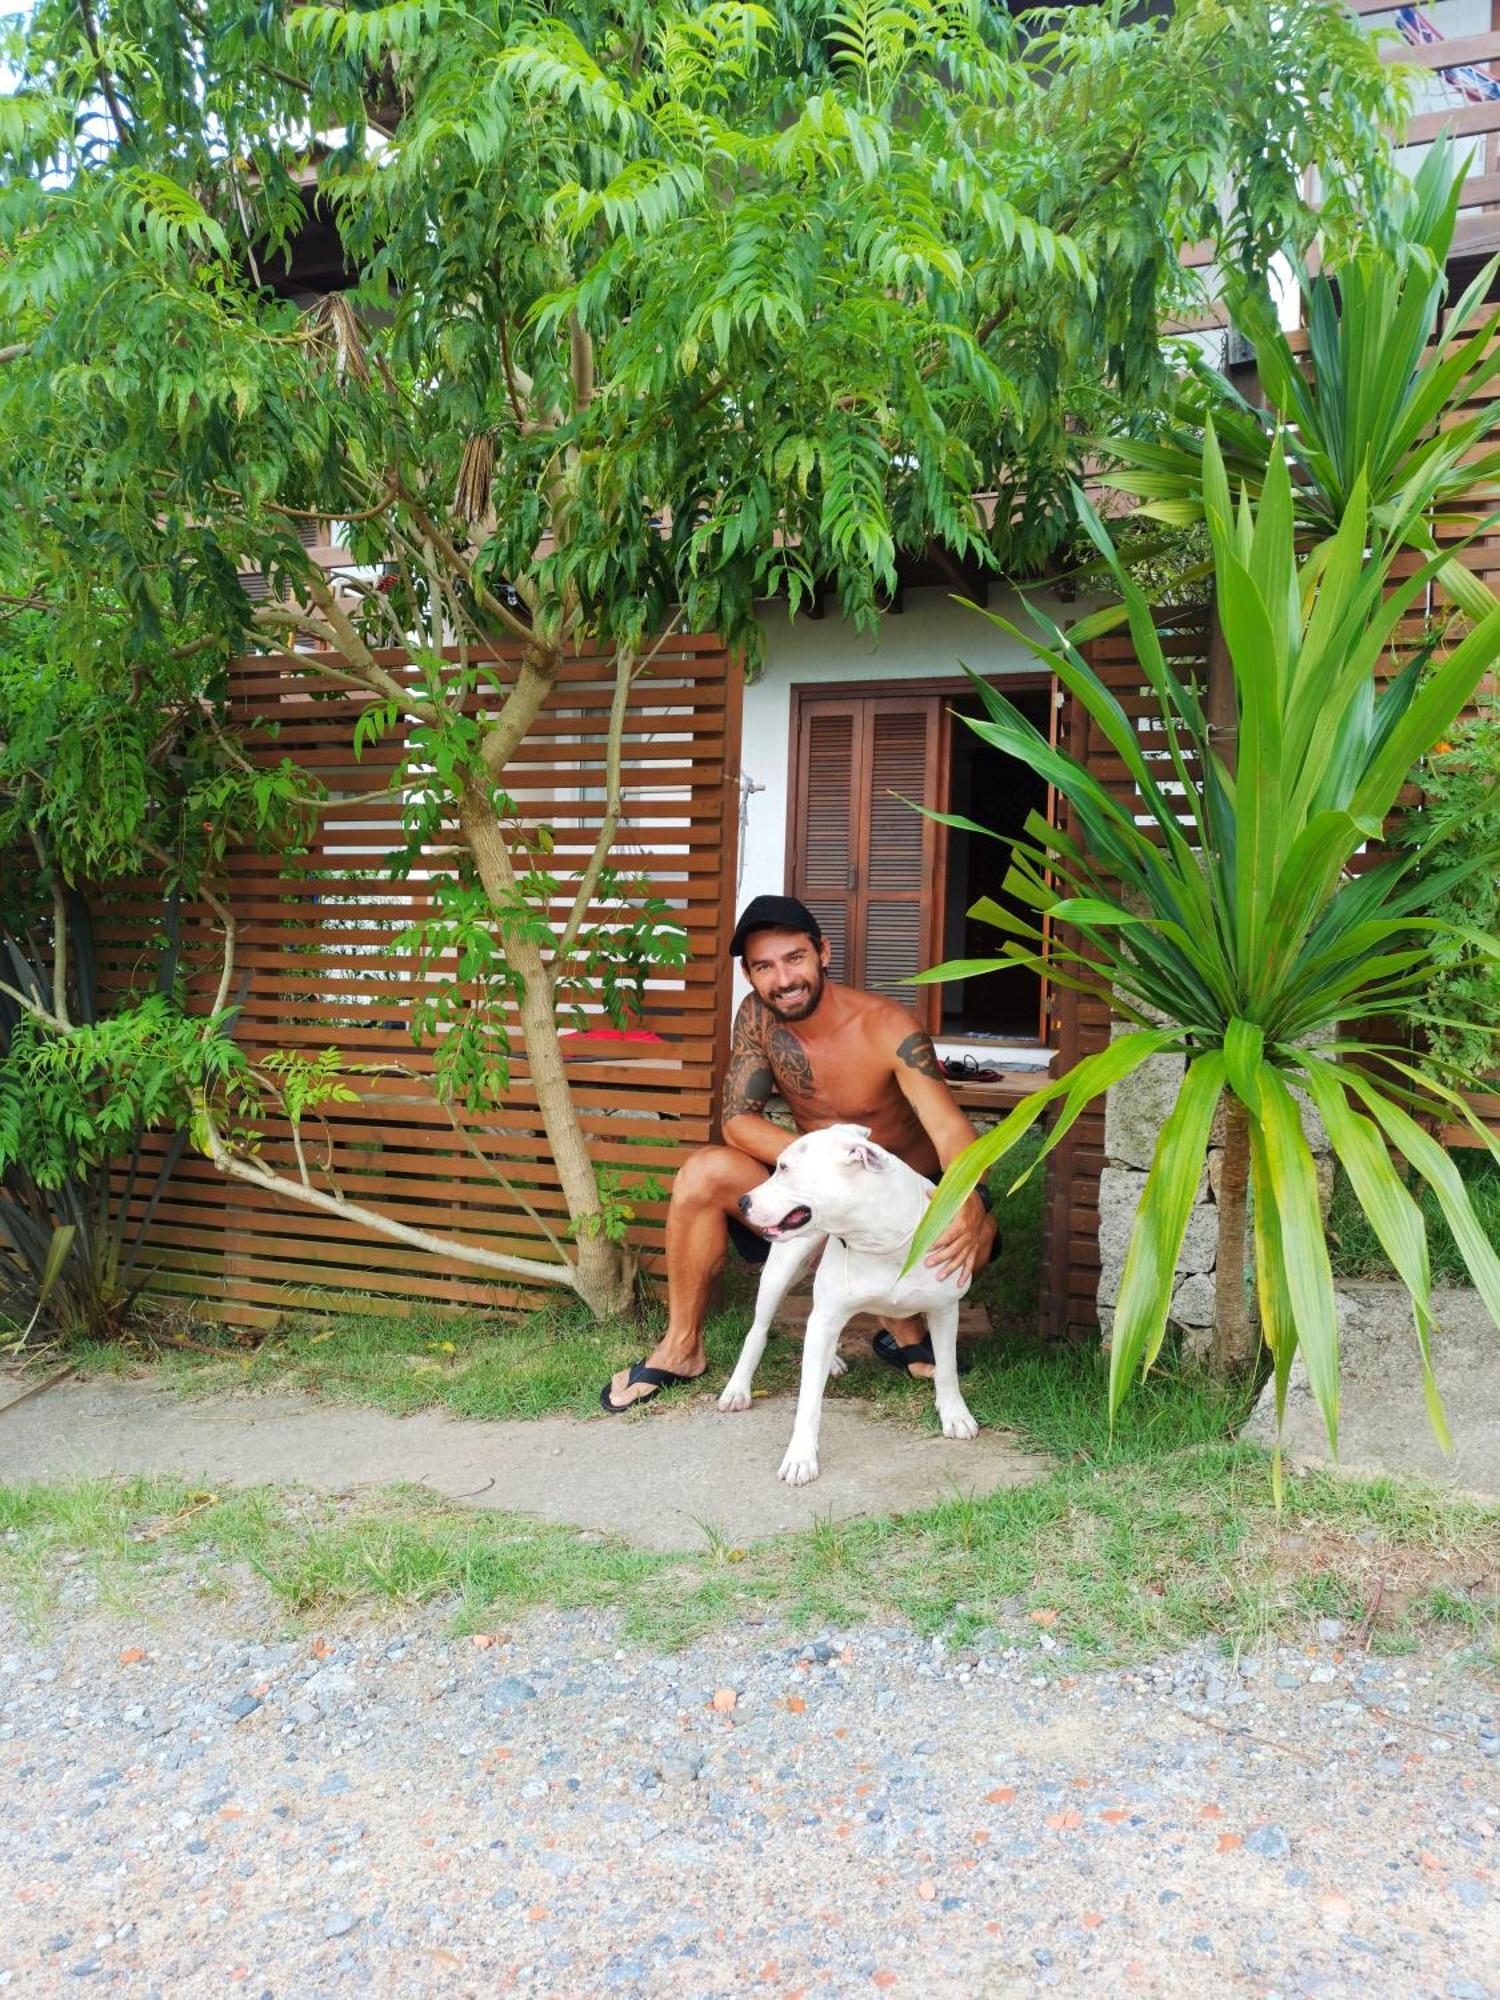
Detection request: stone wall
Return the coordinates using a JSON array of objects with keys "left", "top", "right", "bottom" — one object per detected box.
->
[{"left": 1095, "top": 1026, "right": 1335, "bottom": 1359}]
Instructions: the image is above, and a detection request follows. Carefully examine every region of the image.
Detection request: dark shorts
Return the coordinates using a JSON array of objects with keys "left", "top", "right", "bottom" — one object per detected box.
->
[{"left": 727, "top": 1215, "right": 773, "bottom": 1268}]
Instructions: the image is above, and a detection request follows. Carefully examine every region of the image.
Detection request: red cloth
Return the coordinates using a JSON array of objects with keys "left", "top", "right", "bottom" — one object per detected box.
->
[{"left": 558, "top": 1028, "right": 666, "bottom": 1054}]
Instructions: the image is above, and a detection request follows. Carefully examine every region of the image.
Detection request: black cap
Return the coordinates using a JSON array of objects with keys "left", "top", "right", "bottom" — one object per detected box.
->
[{"left": 729, "top": 894, "right": 824, "bottom": 960}]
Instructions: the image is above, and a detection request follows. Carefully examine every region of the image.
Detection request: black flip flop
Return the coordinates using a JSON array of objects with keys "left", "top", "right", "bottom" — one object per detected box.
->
[
  {"left": 599, "top": 1360, "right": 706, "bottom": 1414},
  {"left": 870, "top": 1329, "right": 972, "bottom": 1377}
]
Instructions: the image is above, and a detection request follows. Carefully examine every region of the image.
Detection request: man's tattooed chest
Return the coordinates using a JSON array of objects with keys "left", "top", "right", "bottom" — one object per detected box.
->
[{"left": 766, "top": 1022, "right": 816, "bottom": 1099}]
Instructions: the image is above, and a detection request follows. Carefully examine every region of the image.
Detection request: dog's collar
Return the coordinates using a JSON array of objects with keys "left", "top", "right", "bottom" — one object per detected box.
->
[{"left": 828, "top": 1227, "right": 918, "bottom": 1257}]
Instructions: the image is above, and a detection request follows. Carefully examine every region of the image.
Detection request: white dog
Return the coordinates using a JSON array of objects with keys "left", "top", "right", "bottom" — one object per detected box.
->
[{"left": 719, "top": 1124, "right": 980, "bottom": 1484}]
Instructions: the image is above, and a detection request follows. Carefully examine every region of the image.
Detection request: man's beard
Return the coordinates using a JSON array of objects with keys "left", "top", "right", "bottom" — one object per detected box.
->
[{"left": 764, "top": 965, "right": 826, "bottom": 1022}]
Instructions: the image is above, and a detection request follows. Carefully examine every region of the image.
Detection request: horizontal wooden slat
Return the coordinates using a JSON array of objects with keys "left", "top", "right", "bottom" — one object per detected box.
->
[
  {"left": 1408, "top": 100, "right": 1500, "bottom": 144},
  {"left": 1457, "top": 171, "right": 1500, "bottom": 210},
  {"left": 1450, "top": 212, "right": 1500, "bottom": 259},
  {"left": 1383, "top": 29, "right": 1500, "bottom": 68}
]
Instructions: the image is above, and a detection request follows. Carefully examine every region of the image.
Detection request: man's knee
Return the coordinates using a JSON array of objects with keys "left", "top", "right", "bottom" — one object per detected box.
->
[{"left": 672, "top": 1144, "right": 762, "bottom": 1210}]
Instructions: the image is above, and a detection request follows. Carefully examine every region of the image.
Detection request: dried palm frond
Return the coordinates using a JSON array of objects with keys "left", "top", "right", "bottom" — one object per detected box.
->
[
  {"left": 454, "top": 431, "right": 495, "bottom": 526},
  {"left": 307, "top": 293, "right": 371, "bottom": 386}
]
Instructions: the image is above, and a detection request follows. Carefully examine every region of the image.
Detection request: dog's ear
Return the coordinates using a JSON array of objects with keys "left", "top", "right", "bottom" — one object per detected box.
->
[{"left": 846, "top": 1137, "right": 889, "bottom": 1172}]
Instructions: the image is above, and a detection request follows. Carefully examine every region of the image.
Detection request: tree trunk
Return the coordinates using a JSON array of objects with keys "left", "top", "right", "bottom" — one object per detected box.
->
[
  {"left": 1205, "top": 573, "right": 1257, "bottom": 1380},
  {"left": 457, "top": 774, "right": 635, "bottom": 1321},
  {"left": 1212, "top": 1096, "right": 1255, "bottom": 1378}
]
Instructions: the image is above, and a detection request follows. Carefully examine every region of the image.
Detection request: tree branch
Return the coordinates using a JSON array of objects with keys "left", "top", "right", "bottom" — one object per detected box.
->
[
  {"left": 181, "top": 873, "right": 576, "bottom": 1287},
  {"left": 170, "top": 630, "right": 232, "bottom": 662},
  {"left": 51, "top": 877, "right": 68, "bottom": 1025},
  {"left": 404, "top": 501, "right": 537, "bottom": 648},
  {"left": 315, "top": 785, "right": 402, "bottom": 813},
  {"left": 287, "top": 1110, "right": 313, "bottom": 1189},
  {"left": 424, "top": 1079, "right": 572, "bottom": 1263},
  {"left": 554, "top": 621, "right": 681, "bottom": 960},
  {"left": 0, "top": 981, "right": 67, "bottom": 1032},
  {"left": 263, "top": 475, "right": 399, "bottom": 525},
  {"left": 251, "top": 597, "right": 441, "bottom": 722},
  {"left": 972, "top": 139, "right": 1143, "bottom": 349},
  {"left": 499, "top": 317, "right": 544, "bottom": 432},
  {"left": 197, "top": 879, "right": 238, "bottom": 1021},
  {"left": 250, "top": 634, "right": 398, "bottom": 705},
  {"left": 195, "top": 1099, "right": 579, "bottom": 1291},
  {"left": 76, "top": 0, "right": 134, "bottom": 147},
  {"left": 29, "top": 827, "right": 71, "bottom": 1028},
  {"left": 478, "top": 646, "right": 561, "bottom": 782}
]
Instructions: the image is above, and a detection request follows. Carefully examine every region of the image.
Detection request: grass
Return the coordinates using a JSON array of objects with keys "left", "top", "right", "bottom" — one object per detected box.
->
[
  {"left": 8, "top": 1129, "right": 1495, "bottom": 1665},
  {"left": 56, "top": 1132, "right": 1051, "bottom": 1424},
  {"left": 3, "top": 1348, "right": 1495, "bottom": 1665},
  {"left": 1327, "top": 1146, "right": 1500, "bottom": 1286}
]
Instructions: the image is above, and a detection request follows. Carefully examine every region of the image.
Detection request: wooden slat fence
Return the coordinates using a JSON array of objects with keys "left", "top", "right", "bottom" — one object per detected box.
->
[{"left": 100, "top": 638, "right": 741, "bottom": 1327}]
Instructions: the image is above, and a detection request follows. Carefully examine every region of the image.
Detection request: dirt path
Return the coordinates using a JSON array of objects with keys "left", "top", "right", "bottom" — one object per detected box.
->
[
  {"left": 0, "top": 1377, "right": 1045, "bottom": 1552},
  {"left": 1, "top": 1576, "right": 1495, "bottom": 1998}
]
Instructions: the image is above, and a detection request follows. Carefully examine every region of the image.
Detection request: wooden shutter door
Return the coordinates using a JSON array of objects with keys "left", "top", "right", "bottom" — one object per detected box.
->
[
  {"left": 859, "top": 702, "right": 943, "bottom": 1025},
  {"left": 794, "top": 703, "right": 860, "bottom": 983},
  {"left": 791, "top": 693, "right": 944, "bottom": 1030}
]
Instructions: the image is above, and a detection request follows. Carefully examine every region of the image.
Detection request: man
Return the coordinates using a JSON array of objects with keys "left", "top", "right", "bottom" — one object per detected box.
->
[{"left": 601, "top": 893, "right": 998, "bottom": 1412}]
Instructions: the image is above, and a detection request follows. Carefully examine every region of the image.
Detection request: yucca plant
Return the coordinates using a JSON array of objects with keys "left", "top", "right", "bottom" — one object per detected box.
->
[
  {"left": 1103, "top": 141, "right": 1500, "bottom": 622},
  {"left": 909, "top": 430, "right": 1500, "bottom": 1457}
]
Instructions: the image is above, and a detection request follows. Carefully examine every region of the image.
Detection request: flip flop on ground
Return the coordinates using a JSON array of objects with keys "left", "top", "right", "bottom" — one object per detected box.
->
[
  {"left": 599, "top": 1361, "right": 706, "bottom": 1414},
  {"left": 870, "top": 1328, "right": 972, "bottom": 1377}
]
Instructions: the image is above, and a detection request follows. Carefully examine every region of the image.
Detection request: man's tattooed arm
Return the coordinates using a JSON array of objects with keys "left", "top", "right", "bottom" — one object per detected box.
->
[
  {"left": 895, "top": 1029, "right": 945, "bottom": 1082},
  {"left": 722, "top": 998, "right": 776, "bottom": 1122}
]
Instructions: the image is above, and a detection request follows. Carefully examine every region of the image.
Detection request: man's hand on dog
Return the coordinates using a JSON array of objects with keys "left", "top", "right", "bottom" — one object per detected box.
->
[{"left": 923, "top": 1193, "right": 997, "bottom": 1286}]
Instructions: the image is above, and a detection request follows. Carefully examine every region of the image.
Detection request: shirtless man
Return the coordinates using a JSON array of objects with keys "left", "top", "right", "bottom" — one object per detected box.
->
[{"left": 601, "top": 893, "right": 998, "bottom": 1412}]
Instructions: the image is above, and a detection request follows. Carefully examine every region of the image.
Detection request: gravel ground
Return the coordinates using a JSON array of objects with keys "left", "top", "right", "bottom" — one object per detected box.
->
[{"left": 1, "top": 1570, "right": 1497, "bottom": 1999}]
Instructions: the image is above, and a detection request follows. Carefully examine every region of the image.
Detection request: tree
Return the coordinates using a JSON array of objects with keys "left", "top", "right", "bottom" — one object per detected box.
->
[{"left": 0, "top": 0, "right": 1400, "bottom": 1322}]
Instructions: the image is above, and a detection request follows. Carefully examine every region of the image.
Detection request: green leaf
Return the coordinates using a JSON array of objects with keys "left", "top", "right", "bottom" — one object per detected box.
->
[
  {"left": 1246, "top": 1108, "right": 1296, "bottom": 1487},
  {"left": 1222, "top": 1018, "right": 1264, "bottom": 1110},
  {"left": 1343, "top": 1070, "right": 1500, "bottom": 1326},
  {"left": 1257, "top": 1065, "right": 1340, "bottom": 1450},
  {"left": 905, "top": 957, "right": 1016, "bottom": 985},
  {"left": 1108, "top": 1052, "right": 1226, "bottom": 1418},
  {"left": 1302, "top": 1060, "right": 1449, "bottom": 1453}
]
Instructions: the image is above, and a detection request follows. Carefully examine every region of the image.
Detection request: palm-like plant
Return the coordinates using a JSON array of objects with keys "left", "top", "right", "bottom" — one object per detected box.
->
[
  {"left": 1103, "top": 142, "right": 1500, "bottom": 621},
  {"left": 910, "top": 431, "right": 1500, "bottom": 1455}
]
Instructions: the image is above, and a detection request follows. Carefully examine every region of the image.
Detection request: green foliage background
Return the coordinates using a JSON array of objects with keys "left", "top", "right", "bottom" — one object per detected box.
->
[{"left": 1404, "top": 707, "right": 1500, "bottom": 1084}]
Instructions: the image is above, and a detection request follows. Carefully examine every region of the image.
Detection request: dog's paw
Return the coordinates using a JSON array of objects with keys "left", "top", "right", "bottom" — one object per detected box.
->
[
  {"left": 777, "top": 1444, "right": 821, "bottom": 1485},
  {"left": 827, "top": 1352, "right": 848, "bottom": 1379},
  {"left": 718, "top": 1380, "right": 753, "bottom": 1414},
  {"left": 940, "top": 1406, "right": 980, "bottom": 1441}
]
